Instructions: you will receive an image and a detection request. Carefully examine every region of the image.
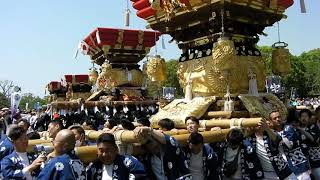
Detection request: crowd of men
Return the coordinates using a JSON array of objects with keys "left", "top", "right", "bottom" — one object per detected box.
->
[
  {"left": 290, "top": 97, "right": 320, "bottom": 108},
  {"left": 1, "top": 106, "right": 320, "bottom": 180}
]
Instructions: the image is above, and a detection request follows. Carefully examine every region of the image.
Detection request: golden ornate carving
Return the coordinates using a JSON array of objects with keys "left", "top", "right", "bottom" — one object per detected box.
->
[
  {"left": 146, "top": 55, "right": 167, "bottom": 82},
  {"left": 177, "top": 40, "right": 266, "bottom": 97},
  {"left": 89, "top": 67, "right": 98, "bottom": 85},
  {"left": 97, "top": 61, "right": 144, "bottom": 89}
]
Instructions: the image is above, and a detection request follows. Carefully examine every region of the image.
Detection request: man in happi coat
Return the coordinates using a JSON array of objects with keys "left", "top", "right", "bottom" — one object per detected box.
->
[
  {"left": 37, "top": 129, "right": 86, "bottom": 180},
  {"left": 135, "top": 126, "right": 192, "bottom": 180},
  {"left": 86, "top": 133, "right": 147, "bottom": 180},
  {"left": 1, "top": 126, "right": 44, "bottom": 180}
]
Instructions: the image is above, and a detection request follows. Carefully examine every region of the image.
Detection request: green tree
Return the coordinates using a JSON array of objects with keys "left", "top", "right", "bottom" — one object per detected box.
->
[
  {"left": 0, "top": 92, "right": 9, "bottom": 108},
  {"left": 146, "top": 59, "right": 183, "bottom": 98},
  {"left": 19, "top": 93, "right": 48, "bottom": 111},
  {"left": 299, "top": 49, "right": 320, "bottom": 95},
  {"left": 259, "top": 46, "right": 320, "bottom": 97},
  {"left": 259, "top": 46, "right": 273, "bottom": 75},
  {"left": 162, "top": 59, "right": 183, "bottom": 97}
]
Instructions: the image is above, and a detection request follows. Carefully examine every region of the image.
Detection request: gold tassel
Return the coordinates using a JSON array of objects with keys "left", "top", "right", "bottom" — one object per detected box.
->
[{"left": 300, "top": 0, "right": 306, "bottom": 13}]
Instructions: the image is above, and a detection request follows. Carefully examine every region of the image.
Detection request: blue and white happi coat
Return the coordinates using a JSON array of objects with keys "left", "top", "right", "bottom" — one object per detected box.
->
[
  {"left": 279, "top": 124, "right": 311, "bottom": 175},
  {"left": 37, "top": 150, "right": 86, "bottom": 180},
  {"left": 0, "top": 137, "right": 14, "bottom": 177},
  {"left": 86, "top": 154, "right": 147, "bottom": 180},
  {"left": 183, "top": 143, "right": 220, "bottom": 180},
  {"left": 305, "top": 123, "right": 320, "bottom": 169},
  {"left": 0, "top": 151, "right": 39, "bottom": 180},
  {"left": 141, "top": 135, "right": 192, "bottom": 180},
  {"left": 249, "top": 132, "right": 293, "bottom": 180},
  {"left": 222, "top": 138, "right": 264, "bottom": 180}
]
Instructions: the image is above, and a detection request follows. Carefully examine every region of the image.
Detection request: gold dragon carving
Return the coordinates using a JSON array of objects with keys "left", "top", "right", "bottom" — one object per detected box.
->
[{"left": 177, "top": 39, "right": 266, "bottom": 97}]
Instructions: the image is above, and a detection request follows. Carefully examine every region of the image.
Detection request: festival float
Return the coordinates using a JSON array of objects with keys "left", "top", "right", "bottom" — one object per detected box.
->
[
  {"left": 36, "top": 0, "right": 300, "bottom": 163},
  {"left": 48, "top": 28, "right": 164, "bottom": 119},
  {"left": 131, "top": 0, "right": 294, "bottom": 128}
]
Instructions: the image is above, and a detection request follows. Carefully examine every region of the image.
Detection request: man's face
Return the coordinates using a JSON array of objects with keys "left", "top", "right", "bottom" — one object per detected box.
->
[
  {"left": 18, "top": 121, "right": 29, "bottom": 132},
  {"left": 270, "top": 112, "right": 283, "bottom": 127},
  {"left": 189, "top": 143, "right": 202, "bottom": 154},
  {"left": 13, "top": 133, "right": 28, "bottom": 152},
  {"left": 71, "top": 129, "right": 84, "bottom": 146},
  {"left": 48, "top": 123, "right": 59, "bottom": 139},
  {"left": 300, "top": 112, "right": 310, "bottom": 125},
  {"left": 97, "top": 142, "right": 118, "bottom": 165},
  {"left": 186, "top": 119, "right": 199, "bottom": 133},
  {"left": 52, "top": 136, "right": 65, "bottom": 156}
]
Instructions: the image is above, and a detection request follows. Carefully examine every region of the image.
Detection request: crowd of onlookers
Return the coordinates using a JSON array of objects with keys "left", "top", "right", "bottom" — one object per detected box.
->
[
  {"left": 290, "top": 97, "right": 320, "bottom": 108},
  {"left": 1, "top": 106, "right": 320, "bottom": 179}
]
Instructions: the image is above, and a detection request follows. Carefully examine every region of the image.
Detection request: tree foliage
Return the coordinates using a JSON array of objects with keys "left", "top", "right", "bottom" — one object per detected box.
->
[
  {"left": 19, "top": 93, "right": 48, "bottom": 111},
  {"left": 259, "top": 46, "right": 320, "bottom": 97},
  {"left": 0, "top": 92, "right": 9, "bottom": 109},
  {"left": 147, "top": 59, "right": 183, "bottom": 98},
  {"left": 0, "top": 80, "right": 15, "bottom": 99}
]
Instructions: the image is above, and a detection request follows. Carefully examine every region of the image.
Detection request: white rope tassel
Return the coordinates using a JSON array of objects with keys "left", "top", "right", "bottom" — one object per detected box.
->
[
  {"left": 125, "top": 9, "right": 130, "bottom": 27},
  {"left": 230, "top": 119, "right": 236, "bottom": 129},
  {"left": 248, "top": 68, "right": 259, "bottom": 96},
  {"left": 94, "top": 106, "right": 99, "bottom": 113},
  {"left": 113, "top": 106, "right": 117, "bottom": 116},
  {"left": 123, "top": 106, "right": 129, "bottom": 114},
  {"left": 105, "top": 106, "right": 110, "bottom": 112},
  {"left": 81, "top": 104, "right": 85, "bottom": 111},
  {"left": 136, "top": 105, "right": 140, "bottom": 111},
  {"left": 237, "top": 118, "right": 244, "bottom": 128},
  {"left": 224, "top": 84, "right": 234, "bottom": 111}
]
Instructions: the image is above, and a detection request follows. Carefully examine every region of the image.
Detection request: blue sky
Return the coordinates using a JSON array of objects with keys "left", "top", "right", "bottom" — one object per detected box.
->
[{"left": 0, "top": 1, "right": 319, "bottom": 97}]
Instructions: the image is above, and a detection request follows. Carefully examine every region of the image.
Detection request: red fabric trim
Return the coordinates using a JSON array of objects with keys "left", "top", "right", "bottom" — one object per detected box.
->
[
  {"left": 137, "top": 7, "right": 156, "bottom": 19},
  {"left": 278, "top": 0, "right": 294, "bottom": 8},
  {"left": 133, "top": 0, "right": 150, "bottom": 10}
]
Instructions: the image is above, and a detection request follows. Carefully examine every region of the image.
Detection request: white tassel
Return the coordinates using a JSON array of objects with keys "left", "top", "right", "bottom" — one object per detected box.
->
[
  {"left": 224, "top": 84, "right": 234, "bottom": 111},
  {"left": 136, "top": 105, "right": 140, "bottom": 111},
  {"left": 81, "top": 104, "right": 84, "bottom": 111},
  {"left": 300, "top": 0, "right": 306, "bottom": 13},
  {"left": 84, "top": 108, "right": 88, "bottom": 115},
  {"left": 185, "top": 81, "right": 193, "bottom": 102},
  {"left": 125, "top": 9, "right": 130, "bottom": 27},
  {"left": 248, "top": 68, "right": 259, "bottom": 96},
  {"left": 94, "top": 106, "right": 99, "bottom": 113},
  {"left": 161, "top": 36, "right": 166, "bottom": 49},
  {"left": 123, "top": 106, "right": 129, "bottom": 113},
  {"left": 113, "top": 106, "right": 117, "bottom": 116},
  {"left": 105, "top": 106, "right": 109, "bottom": 112},
  {"left": 140, "top": 105, "right": 144, "bottom": 111}
]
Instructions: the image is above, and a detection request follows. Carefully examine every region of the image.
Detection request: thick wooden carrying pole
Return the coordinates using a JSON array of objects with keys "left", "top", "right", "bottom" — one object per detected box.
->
[
  {"left": 204, "top": 111, "right": 250, "bottom": 119},
  {"left": 27, "top": 129, "right": 230, "bottom": 163},
  {"left": 174, "top": 129, "right": 230, "bottom": 146},
  {"left": 200, "top": 118, "right": 262, "bottom": 129},
  {"left": 85, "top": 129, "right": 190, "bottom": 141}
]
